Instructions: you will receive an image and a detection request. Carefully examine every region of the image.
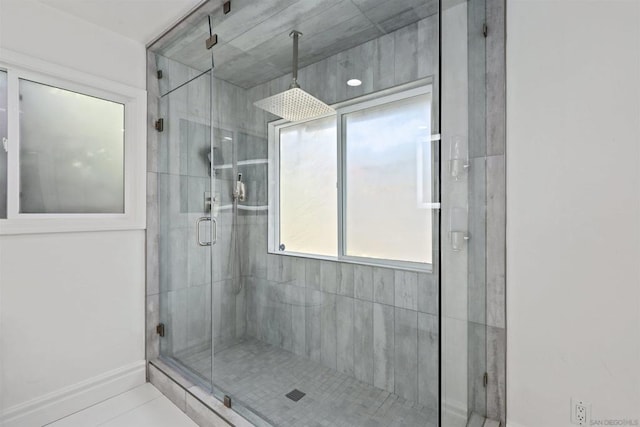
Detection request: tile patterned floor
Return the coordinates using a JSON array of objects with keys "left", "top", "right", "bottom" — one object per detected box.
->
[{"left": 181, "top": 338, "right": 437, "bottom": 427}]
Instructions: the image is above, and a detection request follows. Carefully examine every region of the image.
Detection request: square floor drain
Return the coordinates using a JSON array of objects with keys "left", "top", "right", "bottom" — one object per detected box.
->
[{"left": 285, "top": 389, "right": 306, "bottom": 402}]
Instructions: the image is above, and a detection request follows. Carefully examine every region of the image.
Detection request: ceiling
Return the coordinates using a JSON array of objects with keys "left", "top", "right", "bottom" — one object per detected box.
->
[
  {"left": 151, "top": 0, "right": 438, "bottom": 89},
  {"left": 38, "top": 0, "right": 204, "bottom": 44}
]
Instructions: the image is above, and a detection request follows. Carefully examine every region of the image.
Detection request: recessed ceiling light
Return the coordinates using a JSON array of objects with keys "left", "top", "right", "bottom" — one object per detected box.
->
[{"left": 347, "top": 79, "right": 362, "bottom": 87}]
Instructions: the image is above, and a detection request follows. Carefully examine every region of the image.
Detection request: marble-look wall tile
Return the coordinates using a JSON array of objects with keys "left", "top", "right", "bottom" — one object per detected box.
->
[
  {"left": 320, "top": 260, "right": 338, "bottom": 294},
  {"left": 418, "top": 313, "right": 438, "bottom": 411},
  {"left": 336, "top": 296, "right": 354, "bottom": 376},
  {"left": 394, "top": 270, "right": 418, "bottom": 311},
  {"left": 147, "top": 172, "right": 160, "bottom": 296},
  {"left": 394, "top": 307, "right": 418, "bottom": 402},
  {"left": 487, "top": 325, "right": 506, "bottom": 423},
  {"left": 167, "top": 288, "right": 188, "bottom": 354},
  {"left": 373, "top": 303, "right": 394, "bottom": 393},
  {"left": 468, "top": 157, "right": 487, "bottom": 325},
  {"left": 354, "top": 265, "right": 373, "bottom": 301},
  {"left": 337, "top": 39, "right": 375, "bottom": 101},
  {"left": 337, "top": 263, "right": 355, "bottom": 297},
  {"left": 305, "top": 259, "right": 321, "bottom": 290},
  {"left": 467, "top": 0, "right": 487, "bottom": 160},
  {"left": 266, "top": 254, "right": 281, "bottom": 283},
  {"left": 353, "top": 299, "right": 374, "bottom": 384},
  {"left": 373, "top": 33, "right": 396, "bottom": 91},
  {"left": 146, "top": 294, "right": 160, "bottom": 361},
  {"left": 417, "top": 272, "right": 438, "bottom": 315},
  {"left": 468, "top": 321, "right": 487, "bottom": 417},
  {"left": 417, "top": 14, "right": 439, "bottom": 79},
  {"left": 235, "top": 285, "right": 246, "bottom": 339},
  {"left": 147, "top": 52, "right": 160, "bottom": 173},
  {"left": 487, "top": 155, "right": 505, "bottom": 329},
  {"left": 289, "top": 285, "right": 306, "bottom": 355},
  {"left": 305, "top": 288, "right": 323, "bottom": 362},
  {"left": 394, "top": 23, "right": 419, "bottom": 85},
  {"left": 417, "top": 14, "right": 440, "bottom": 130},
  {"left": 486, "top": 0, "right": 506, "bottom": 156},
  {"left": 187, "top": 284, "right": 211, "bottom": 350},
  {"left": 321, "top": 293, "right": 337, "bottom": 370},
  {"left": 305, "top": 56, "right": 339, "bottom": 105},
  {"left": 373, "top": 267, "right": 394, "bottom": 306}
]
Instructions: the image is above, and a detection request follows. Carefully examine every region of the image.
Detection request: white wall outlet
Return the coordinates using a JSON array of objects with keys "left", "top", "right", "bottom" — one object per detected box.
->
[{"left": 571, "top": 398, "right": 591, "bottom": 425}]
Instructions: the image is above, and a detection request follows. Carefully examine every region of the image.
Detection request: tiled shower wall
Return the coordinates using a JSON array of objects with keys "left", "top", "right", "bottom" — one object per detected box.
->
[
  {"left": 145, "top": 4, "right": 507, "bottom": 422},
  {"left": 467, "top": 0, "right": 507, "bottom": 423},
  {"left": 146, "top": 52, "right": 251, "bottom": 363},
  {"left": 238, "top": 14, "right": 441, "bottom": 409}
]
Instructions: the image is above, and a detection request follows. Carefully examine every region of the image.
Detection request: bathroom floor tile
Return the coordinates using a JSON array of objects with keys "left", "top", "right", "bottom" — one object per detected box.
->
[
  {"left": 47, "top": 383, "right": 197, "bottom": 427},
  {"left": 179, "top": 337, "right": 437, "bottom": 427}
]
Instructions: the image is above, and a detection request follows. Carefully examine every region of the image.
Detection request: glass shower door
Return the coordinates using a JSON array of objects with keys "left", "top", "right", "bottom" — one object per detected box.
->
[{"left": 157, "top": 63, "right": 214, "bottom": 386}]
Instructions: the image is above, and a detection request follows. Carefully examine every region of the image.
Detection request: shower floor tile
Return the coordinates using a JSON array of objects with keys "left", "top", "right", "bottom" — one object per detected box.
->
[{"left": 181, "top": 338, "right": 437, "bottom": 427}]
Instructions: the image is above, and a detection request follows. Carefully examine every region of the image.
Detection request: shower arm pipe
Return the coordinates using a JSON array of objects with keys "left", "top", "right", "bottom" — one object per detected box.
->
[{"left": 289, "top": 30, "right": 302, "bottom": 89}]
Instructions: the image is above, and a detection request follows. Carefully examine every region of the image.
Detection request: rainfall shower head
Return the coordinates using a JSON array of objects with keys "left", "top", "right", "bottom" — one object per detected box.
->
[{"left": 254, "top": 31, "right": 335, "bottom": 122}]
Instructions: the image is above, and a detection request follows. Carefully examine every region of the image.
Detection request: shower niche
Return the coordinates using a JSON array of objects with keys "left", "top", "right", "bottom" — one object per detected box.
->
[{"left": 145, "top": 0, "right": 506, "bottom": 426}]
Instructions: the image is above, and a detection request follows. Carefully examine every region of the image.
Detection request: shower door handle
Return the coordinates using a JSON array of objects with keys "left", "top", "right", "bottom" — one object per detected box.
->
[{"left": 197, "top": 217, "right": 217, "bottom": 247}]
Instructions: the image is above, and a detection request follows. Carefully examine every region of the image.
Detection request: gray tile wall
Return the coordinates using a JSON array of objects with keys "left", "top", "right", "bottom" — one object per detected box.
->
[
  {"left": 147, "top": 54, "right": 250, "bottom": 366},
  {"left": 465, "top": 0, "right": 506, "bottom": 423},
  {"left": 241, "top": 16, "right": 441, "bottom": 407},
  {"left": 146, "top": 10, "right": 508, "bottom": 424}
]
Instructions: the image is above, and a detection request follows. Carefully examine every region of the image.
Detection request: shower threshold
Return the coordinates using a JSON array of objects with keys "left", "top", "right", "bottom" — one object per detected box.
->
[{"left": 170, "top": 337, "right": 438, "bottom": 427}]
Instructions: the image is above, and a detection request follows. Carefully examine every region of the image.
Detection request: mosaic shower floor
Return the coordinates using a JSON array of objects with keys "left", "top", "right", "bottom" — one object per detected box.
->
[{"left": 181, "top": 338, "right": 437, "bottom": 427}]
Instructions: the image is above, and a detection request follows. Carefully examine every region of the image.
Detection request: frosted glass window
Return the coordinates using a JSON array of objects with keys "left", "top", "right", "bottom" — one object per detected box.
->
[
  {"left": 0, "top": 71, "right": 7, "bottom": 218},
  {"left": 344, "top": 94, "right": 432, "bottom": 264},
  {"left": 279, "top": 116, "right": 337, "bottom": 256},
  {"left": 19, "top": 79, "right": 125, "bottom": 214}
]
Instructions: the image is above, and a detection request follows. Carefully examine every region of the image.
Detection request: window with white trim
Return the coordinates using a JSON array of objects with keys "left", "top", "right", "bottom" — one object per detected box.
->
[
  {"left": 0, "top": 57, "right": 146, "bottom": 234},
  {"left": 269, "top": 84, "right": 436, "bottom": 270}
]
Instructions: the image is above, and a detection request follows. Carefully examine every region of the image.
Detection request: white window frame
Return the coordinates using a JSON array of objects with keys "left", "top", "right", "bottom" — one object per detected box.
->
[
  {"left": 0, "top": 50, "right": 146, "bottom": 235},
  {"left": 268, "top": 78, "right": 437, "bottom": 272}
]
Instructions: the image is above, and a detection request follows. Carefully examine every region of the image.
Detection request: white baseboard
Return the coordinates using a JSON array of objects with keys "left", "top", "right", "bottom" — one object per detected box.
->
[{"left": 1, "top": 360, "right": 146, "bottom": 427}]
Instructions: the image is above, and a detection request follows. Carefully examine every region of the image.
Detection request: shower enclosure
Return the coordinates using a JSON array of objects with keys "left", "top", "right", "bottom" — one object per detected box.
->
[{"left": 145, "top": 0, "right": 506, "bottom": 426}]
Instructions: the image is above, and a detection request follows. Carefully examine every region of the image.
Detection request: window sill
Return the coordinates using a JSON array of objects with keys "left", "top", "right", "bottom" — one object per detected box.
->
[
  {"left": 267, "top": 249, "right": 433, "bottom": 274},
  {"left": 0, "top": 216, "right": 146, "bottom": 235}
]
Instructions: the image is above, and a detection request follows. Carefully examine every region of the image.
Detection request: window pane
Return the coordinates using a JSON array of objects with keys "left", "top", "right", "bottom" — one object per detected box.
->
[
  {"left": 279, "top": 117, "right": 337, "bottom": 256},
  {"left": 19, "top": 79, "right": 125, "bottom": 214},
  {"left": 344, "top": 93, "right": 432, "bottom": 264},
  {"left": 0, "top": 71, "right": 7, "bottom": 218}
]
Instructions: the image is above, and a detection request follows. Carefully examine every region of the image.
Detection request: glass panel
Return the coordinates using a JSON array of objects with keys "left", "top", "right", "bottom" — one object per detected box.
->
[
  {"left": 150, "top": 1, "right": 444, "bottom": 426},
  {"left": 441, "top": 0, "right": 488, "bottom": 424},
  {"left": 279, "top": 116, "right": 337, "bottom": 256},
  {"left": 18, "top": 79, "right": 124, "bottom": 214},
  {"left": 157, "top": 67, "right": 213, "bottom": 386},
  {"left": 344, "top": 93, "right": 432, "bottom": 264},
  {"left": 0, "top": 70, "right": 7, "bottom": 218}
]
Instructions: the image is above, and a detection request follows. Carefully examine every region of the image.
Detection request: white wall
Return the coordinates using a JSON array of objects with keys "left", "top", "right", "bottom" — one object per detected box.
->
[
  {"left": 0, "top": 1, "right": 147, "bottom": 425},
  {"left": 507, "top": 1, "right": 640, "bottom": 426},
  {"left": 0, "top": 0, "right": 145, "bottom": 89}
]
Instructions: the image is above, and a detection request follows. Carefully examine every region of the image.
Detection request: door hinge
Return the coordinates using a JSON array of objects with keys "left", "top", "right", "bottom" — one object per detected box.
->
[
  {"left": 157, "top": 70, "right": 163, "bottom": 79},
  {"left": 483, "top": 372, "right": 489, "bottom": 387},
  {"left": 155, "top": 118, "right": 164, "bottom": 132},
  {"left": 223, "top": 395, "right": 232, "bottom": 408},
  {"left": 156, "top": 323, "right": 165, "bottom": 337},
  {"left": 206, "top": 33, "right": 218, "bottom": 50},
  {"left": 482, "top": 23, "right": 488, "bottom": 38},
  {"left": 223, "top": 1, "right": 231, "bottom": 14}
]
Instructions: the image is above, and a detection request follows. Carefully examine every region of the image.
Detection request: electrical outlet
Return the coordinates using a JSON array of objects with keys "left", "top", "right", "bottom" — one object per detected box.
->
[{"left": 571, "top": 398, "right": 591, "bottom": 425}]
